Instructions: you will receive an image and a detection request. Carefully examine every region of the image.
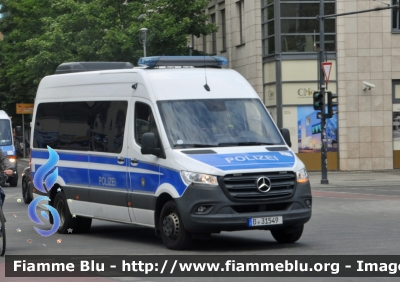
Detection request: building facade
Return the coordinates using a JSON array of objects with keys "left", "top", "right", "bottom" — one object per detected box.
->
[{"left": 193, "top": 0, "right": 400, "bottom": 171}]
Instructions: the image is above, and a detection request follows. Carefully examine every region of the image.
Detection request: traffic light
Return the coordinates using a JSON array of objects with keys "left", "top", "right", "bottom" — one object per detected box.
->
[
  {"left": 327, "top": 91, "right": 338, "bottom": 118},
  {"left": 313, "top": 91, "right": 324, "bottom": 110}
]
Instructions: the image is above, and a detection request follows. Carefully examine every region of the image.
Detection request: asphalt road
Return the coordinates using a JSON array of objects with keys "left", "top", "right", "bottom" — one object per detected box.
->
[{"left": 2, "top": 160, "right": 400, "bottom": 281}]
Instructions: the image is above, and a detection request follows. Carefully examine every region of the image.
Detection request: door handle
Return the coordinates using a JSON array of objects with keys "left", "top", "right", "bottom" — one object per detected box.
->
[
  {"left": 117, "top": 157, "right": 124, "bottom": 164},
  {"left": 131, "top": 158, "right": 139, "bottom": 166}
]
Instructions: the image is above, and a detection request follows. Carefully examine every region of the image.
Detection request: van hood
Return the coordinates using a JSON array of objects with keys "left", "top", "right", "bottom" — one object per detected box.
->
[{"left": 173, "top": 146, "right": 299, "bottom": 175}]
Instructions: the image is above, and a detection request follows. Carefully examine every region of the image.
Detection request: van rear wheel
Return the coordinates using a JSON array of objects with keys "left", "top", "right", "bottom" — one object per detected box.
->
[
  {"left": 159, "top": 201, "right": 192, "bottom": 250},
  {"left": 54, "top": 192, "right": 79, "bottom": 234},
  {"left": 270, "top": 225, "right": 304, "bottom": 243}
]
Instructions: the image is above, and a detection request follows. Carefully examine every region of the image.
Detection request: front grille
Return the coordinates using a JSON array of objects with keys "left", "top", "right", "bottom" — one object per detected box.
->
[
  {"left": 220, "top": 171, "right": 296, "bottom": 201},
  {"left": 232, "top": 203, "right": 290, "bottom": 213}
]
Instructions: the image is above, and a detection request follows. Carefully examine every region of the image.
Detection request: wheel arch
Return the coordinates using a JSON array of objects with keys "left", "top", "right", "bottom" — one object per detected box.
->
[
  {"left": 49, "top": 175, "right": 66, "bottom": 206},
  {"left": 154, "top": 192, "right": 174, "bottom": 236},
  {"left": 48, "top": 183, "right": 62, "bottom": 224}
]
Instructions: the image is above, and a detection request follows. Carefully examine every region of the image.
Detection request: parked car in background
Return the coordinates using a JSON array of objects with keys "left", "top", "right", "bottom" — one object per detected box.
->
[
  {"left": 21, "top": 167, "right": 33, "bottom": 204},
  {"left": 0, "top": 110, "right": 18, "bottom": 187}
]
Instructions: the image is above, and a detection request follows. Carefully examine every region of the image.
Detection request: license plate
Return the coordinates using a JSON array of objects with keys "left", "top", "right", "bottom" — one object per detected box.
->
[{"left": 248, "top": 216, "right": 283, "bottom": 227}]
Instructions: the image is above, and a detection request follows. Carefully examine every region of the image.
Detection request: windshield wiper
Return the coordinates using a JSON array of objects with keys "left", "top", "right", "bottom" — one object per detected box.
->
[
  {"left": 174, "top": 143, "right": 217, "bottom": 148},
  {"left": 237, "top": 142, "right": 277, "bottom": 146},
  {"left": 174, "top": 142, "right": 277, "bottom": 148},
  {"left": 215, "top": 142, "right": 276, "bottom": 146}
]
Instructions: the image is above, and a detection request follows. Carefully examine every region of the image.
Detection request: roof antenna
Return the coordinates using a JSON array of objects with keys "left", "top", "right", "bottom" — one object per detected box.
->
[{"left": 204, "top": 55, "right": 210, "bottom": 91}]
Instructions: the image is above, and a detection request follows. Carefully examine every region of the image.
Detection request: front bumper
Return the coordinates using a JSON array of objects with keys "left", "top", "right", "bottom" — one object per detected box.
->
[{"left": 175, "top": 181, "right": 312, "bottom": 233}]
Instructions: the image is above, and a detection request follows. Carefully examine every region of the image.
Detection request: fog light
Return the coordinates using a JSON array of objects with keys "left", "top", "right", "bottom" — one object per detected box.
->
[
  {"left": 197, "top": 206, "right": 207, "bottom": 212},
  {"left": 194, "top": 205, "right": 214, "bottom": 215},
  {"left": 305, "top": 199, "right": 312, "bottom": 208}
]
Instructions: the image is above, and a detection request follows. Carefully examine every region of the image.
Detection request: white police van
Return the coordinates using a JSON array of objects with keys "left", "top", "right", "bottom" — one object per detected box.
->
[
  {"left": 0, "top": 110, "right": 18, "bottom": 187},
  {"left": 30, "top": 57, "right": 311, "bottom": 250}
]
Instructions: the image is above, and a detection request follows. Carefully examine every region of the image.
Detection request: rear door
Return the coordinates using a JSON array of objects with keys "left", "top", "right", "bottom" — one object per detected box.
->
[{"left": 88, "top": 101, "right": 131, "bottom": 222}]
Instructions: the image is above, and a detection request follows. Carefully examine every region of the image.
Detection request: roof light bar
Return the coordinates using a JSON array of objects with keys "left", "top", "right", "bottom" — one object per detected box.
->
[
  {"left": 55, "top": 62, "right": 134, "bottom": 74},
  {"left": 137, "top": 56, "right": 229, "bottom": 68}
]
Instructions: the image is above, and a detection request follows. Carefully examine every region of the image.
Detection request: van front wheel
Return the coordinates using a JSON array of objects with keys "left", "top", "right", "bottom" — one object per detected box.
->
[
  {"left": 159, "top": 201, "right": 192, "bottom": 250},
  {"left": 270, "top": 225, "right": 304, "bottom": 243}
]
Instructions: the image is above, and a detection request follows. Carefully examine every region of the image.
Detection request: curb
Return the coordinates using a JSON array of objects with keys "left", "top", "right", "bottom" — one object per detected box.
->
[{"left": 309, "top": 170, "right": 400, "bottom": 188}]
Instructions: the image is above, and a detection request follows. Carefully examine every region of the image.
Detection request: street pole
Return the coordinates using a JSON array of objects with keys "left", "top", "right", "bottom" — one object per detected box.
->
[
  {"left": 319, "top": 0, "right": 328, "bottom": 184},
  {"left": 22, "top": 114, "right": 25, "bottom": 158},
  {"left": 139, "top": 28, "right": 148, "bottom": 57},
  {"left": 315, "top": 1, "right": 398, "bottom": 184}
]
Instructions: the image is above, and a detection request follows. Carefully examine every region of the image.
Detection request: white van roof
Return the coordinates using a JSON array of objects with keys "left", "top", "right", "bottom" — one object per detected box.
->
[
  {"left": 36, "top": 67, "right": 259, "bottom": 102},
  {"left": 145, "top": 68, "right": 258, "bottom": 101}
]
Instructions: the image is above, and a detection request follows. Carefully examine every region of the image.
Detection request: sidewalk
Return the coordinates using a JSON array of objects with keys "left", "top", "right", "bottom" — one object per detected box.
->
[{"left": 309, "top": 170, "right": 400, "bottom": 189}]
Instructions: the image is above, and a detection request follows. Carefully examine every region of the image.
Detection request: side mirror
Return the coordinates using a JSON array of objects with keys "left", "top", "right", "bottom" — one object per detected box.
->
[
  {"left": 141, "top": 132, "right": 165, "bottom": 158},
  {"left": 280, "top": 128, "right": 292, "bottom": 147}
]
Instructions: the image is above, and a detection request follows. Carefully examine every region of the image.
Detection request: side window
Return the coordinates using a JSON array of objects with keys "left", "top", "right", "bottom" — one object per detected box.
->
[
  {"left": 33, "top": 103, "right": 62, "bottom": 149},
  {"left": 59, "top": 102, "right": 91, "bottom": 151},
  {"left": 393, "top": 0, "right": 400, "bottom": 30},
  {"left": 89, "top": 101, "right": 127, "bottom": 153},
  {"left": 135, "top": 102, "right": 160, "bottom": 146},
  {"left": 33, "top": 101, "right": 127, "bottom": 153}
]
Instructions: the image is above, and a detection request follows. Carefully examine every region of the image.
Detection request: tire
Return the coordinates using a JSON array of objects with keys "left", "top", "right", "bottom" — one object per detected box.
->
[
  {"left": 54, "top": 192, "right": 80, "bottom": 234},
  {"left": 22, "top": 179, "right": 33, "bottom": 204},
  {"left": 75, "top": 217, "right": 92, "bottom": 233},
  {"left": 0, "top": 206, "right": 6, "bottom": 256},
  {"left": 271, "top": 225, "right": 304, "bottom": 244},
  {"left": 159, "top": 201, "right": 192, "bottom": 250},
  {"left": 9, "top": 175, "right": 18, "bottom": 187}
]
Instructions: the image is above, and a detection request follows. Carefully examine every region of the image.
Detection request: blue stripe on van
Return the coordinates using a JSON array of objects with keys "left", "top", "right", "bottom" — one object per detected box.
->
[
  {"left": 160, "top": 167, "right": 187, "bottom": 196},
  {"left": 129, "top": 159, "right": 159, "bottom": 193},
  {"left": 187, "top": 151, "right": 295, "bottom": 171},
  {"left": 31, "top": 149, "right": 188, "bottom": 196},
  {"left": 57, "top": 166, "right": 89, "bottom": 187},
  {"left": 90, "top": 169, "right": 128, "bottom": 190},
  {"left": 32, "top": 150, "right": 89, "bottom": 162},
  {"left": 31, "top": 165, "right": 89, "bottom": 187}
]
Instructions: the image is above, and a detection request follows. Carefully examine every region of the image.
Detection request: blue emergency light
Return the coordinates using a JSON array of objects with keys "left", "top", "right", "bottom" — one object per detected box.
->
[{"left": 137, "top": 56, "right": 229, "bottom": 68}]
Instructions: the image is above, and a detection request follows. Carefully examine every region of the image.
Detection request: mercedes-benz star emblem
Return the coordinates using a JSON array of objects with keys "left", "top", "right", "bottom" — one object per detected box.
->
[{"left": 256, "top": 177, "right": 271, "bottom": 193}]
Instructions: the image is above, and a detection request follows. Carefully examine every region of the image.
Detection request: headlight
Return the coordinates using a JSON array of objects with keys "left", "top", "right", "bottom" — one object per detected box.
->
[
  {"left": 8, "top": 157, "right": 16, "bottom": 163},
  {"left": 181, "top": 171, "right": 218, "bottom": 186},
  {"left": 296, "top": 168, "right": 309, "bottom": 183}
]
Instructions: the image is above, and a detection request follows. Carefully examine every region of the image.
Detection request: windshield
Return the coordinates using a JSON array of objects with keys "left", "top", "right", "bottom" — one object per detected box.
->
[
  {"left": 0, "top": 120, "right": 12, "bottom": 146},
  {"left": 158, "top": 99, "right": 284, "bottom": 148}
]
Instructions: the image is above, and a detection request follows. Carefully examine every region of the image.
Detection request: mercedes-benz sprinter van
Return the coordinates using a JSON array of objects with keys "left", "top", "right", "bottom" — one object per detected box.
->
[{"left": 30, "top": 57, "right": 311, "bottom": 250}]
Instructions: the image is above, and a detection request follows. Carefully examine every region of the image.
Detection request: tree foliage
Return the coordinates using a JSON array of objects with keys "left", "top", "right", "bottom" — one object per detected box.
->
[{"left": 0, "top": 0, "right": 216, "bottom": 124}]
